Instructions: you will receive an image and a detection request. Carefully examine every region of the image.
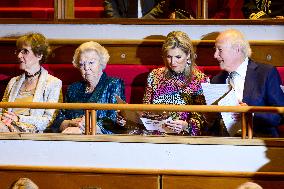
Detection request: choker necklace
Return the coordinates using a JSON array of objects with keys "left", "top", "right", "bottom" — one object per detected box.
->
[{"left": 25, "top": 68, "right": 41, "bottom": 78}]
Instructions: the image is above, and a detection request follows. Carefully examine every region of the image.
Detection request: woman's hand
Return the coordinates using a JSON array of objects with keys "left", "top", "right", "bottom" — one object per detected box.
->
[
  {"left": 239, "top": 102, "right": 248, "bottom": 106},
  {"left": 116, "top": 110, "right": 126, "bottom": 127},
  {"left": 2, "top": 111, "right": 19, "bottom": 122},
  {"left": 231, "top": 101, "right": 248, "bottom": 121},
  {"left": 70, "top": 117, "right": 85, "bottom": 127},
  {"left": 1, "top": 112, "right": 19, "bottom": 131},
  {"left": 163, "top": 120, "right": 188, "bottom": 134},
  {"left": 0, "top": 112, "right": 19, "bottom": 132},
  {"left": 60, "top": 117, "right": 85, "bottom": 132}
]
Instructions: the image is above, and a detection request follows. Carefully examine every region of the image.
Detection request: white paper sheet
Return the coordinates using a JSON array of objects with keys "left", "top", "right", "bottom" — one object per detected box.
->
[
  {"left": 140, "top": 117, "right": 173, "bottom": 132},
  {"left": 201, "top": 83, "right": 231, "bottom": 105},
  {"left": 202, "top": 83, "right": 241, "bottom": 136},
  {"left": 218, "top": 89, "right": 241, "bottom": 136},
  {"left": 280, "top": 85, "right": 284, "bottom": 93}
]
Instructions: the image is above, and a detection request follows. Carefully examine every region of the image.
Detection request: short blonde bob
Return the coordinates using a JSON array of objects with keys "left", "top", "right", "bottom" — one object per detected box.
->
[{"left": 72, "top": 41, "right": 110, "bottom": 70}]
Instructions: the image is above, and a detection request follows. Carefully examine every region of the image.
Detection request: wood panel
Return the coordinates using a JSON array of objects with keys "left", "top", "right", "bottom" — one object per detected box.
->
[
  {"left": 0, "top": 171, "right": 159, "bottom": 189},
  {"left": 162, "top": 175, "right": 284, "bottom": 189},
  {"left": 1, "top": 133, "right": 284, "bottom": 146},
  {"left": 1, "top": 166, "right": 284, "bottom": 189},
  {"left": 1, "top": 39, "right": 283, "bottom": 67},
  {"left": 250, "top": 45, "right": 284, "bottom": 66}
]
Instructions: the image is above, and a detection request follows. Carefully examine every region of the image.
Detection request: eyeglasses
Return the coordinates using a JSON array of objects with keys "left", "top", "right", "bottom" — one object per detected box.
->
[
  {"left": 14, "top": 48, "right": 30, "bottom": 55},
  {"left": 79, "top": 61, "right": 96, "bottom": 68}
]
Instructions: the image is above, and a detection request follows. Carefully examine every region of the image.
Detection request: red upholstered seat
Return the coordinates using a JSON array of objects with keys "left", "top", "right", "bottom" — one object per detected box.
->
[
  {"left": 0, "top": 64, "right": 283, "bottom": 104},
  {"left": 277, "top": 67, "right": 284, "bottom": 84},
  {"left": 0, "top": 0, "right": 104, "bottom": 18}
]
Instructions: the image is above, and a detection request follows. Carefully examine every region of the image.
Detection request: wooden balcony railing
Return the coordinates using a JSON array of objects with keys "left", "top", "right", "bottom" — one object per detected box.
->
[{"left": 1, "top": 102, "right": 283, "bottom": 139}]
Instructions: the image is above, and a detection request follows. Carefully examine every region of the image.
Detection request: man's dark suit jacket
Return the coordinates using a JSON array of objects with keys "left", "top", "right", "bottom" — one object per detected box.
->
[
  {"left": 104, "top": 0, "right": 168, "bottom": 18},
  {"left": 104, "top": 0, "right": 241, "bottom": 19},
  {"left": 211, "top": 59, "right": 284, "bottom": 137}
]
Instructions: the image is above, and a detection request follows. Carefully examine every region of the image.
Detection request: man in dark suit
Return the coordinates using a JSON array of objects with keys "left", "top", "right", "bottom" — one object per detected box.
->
[
  {"left": 103, "top": 0, "right": 169, "bottom": 18},
  {"left": 211, "top": 29, "right": 284, "bottom": 137},
  {"left": 103, "top": 0, "right": 243, "bottom": 19}
]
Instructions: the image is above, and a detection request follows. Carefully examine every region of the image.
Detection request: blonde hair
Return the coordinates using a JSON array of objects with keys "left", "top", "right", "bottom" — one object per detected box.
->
[
  {"left": 72, "top": 41, "right": 110, "bottom": 70},
  {"left": 162, "top": 31, "right": 197, "bottom": 79}
]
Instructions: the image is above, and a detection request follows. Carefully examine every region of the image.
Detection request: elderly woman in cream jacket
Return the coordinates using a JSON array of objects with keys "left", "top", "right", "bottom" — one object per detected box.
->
[{"left": 0, "top": 33, "right": 62, "bottom": 133}]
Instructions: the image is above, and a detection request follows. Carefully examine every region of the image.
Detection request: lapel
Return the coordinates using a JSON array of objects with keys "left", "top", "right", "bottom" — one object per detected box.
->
[
  {"left": 8, "top": 67, "right": 48, "bottom": 114},
  {"left": 88, "top": 72, "right": 108, "bottom": 103},
  {"left": 220, "top": 71, "right": 229, "bottom": 84},
  {"left": 8, "top": 74, "right": 25, "bottom": 103},
  {"left": 33, "top": 67, "right": 48, "bottom": 102},
  {"left": 140, "top": 0, "right": 154, "bottom": 15},
  {"left": 30, "top": 67, "right": 48, "bottom": 115},
  {"left": 242, "top": 59, "right": 258, "bottom": 103},
  {"left": 211, "top": 71, "right": 228, "bottom": 84}
]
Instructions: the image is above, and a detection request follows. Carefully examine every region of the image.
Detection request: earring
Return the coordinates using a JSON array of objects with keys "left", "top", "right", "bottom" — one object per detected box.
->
[{"left": 186, "top": 59, "right": 191, "bottom": 65}]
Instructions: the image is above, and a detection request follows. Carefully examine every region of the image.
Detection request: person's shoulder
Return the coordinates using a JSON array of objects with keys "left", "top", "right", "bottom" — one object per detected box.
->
[
  {"left": 8, "top": 75, "right": 21, "bottom": 83},
  {"left": 46, "top": 74, "right": 62, "bottom": 84},
  {"left": 211, "top": 70, "right": 228, "bottom": 84},
  {"left": 192, "top": 67, "right": 209, "bottom": 83},
  {"left": 249, "top": 59, "right": 278, "bottom": 75},
  {"left": 107, "top": 76, "right": 124, "bottom": 85},
  {"left": 104, "top": 72, "right": 125, "bottom": 87},
  {"left": 149, "top": 67, "right": 166, "bottom": 76},
  {"left": 6, "top": 74, "right": 23, "bottom": 87},
  {"left": 43, "top": 67, "right": 62, "bottom": 84},
  {"left": 65, "top": 81, "right": 85, "bottom": 96},
  {"left": 249, "top": 59, "right": 275, "bottom": 70},
  {"left": 68, "top": 81, "right": 84, "bottom": 89}
]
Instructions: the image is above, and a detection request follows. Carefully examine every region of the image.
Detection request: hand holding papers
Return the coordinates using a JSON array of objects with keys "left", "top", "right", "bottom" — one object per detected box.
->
[
  {"left": 201, "top": 83, "right": 241, "bottom": 136},
  {"left": 115, "top": 96, "right": 176, "bottom": 133},
  {"left": 201, "top": 83, "right": 231, "bottom": 105},
  {"left": 218, "top": 88, "right": 242, "bottom": 136},
  {"left": 115, "top": 95, "right": 143, "bottom": 125},
  {"left": 140, "top": 117, "right": 174, "bottom": 133}
]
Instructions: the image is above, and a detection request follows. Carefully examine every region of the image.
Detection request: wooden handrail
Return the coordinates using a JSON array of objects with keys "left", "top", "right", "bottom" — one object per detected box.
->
[
  {"left": 1, "top": 165, "right": 284, "bottom": 177},
  {"left": 0, "top": 102, "right": 283, "bottom": 113},
  {"left": 1, "top": 102, "right": 283, "bottom": 139}
]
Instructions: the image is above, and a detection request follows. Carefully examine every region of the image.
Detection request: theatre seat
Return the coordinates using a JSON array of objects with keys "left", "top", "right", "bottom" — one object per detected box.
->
[
  {"left": 0, "top": 0, "right": 104, "bottom": 18},
  {"left": 0, "top": 63, "right": 283, "bottom": 104}
]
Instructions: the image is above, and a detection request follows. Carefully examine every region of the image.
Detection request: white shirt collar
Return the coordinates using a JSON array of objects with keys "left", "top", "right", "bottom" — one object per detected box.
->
[{"left": 234, "top": 57, "right": 249, "bottom": 79}]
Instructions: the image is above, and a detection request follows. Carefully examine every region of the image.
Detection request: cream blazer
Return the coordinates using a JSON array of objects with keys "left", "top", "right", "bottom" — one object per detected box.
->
[{"left": 1, "top": 67, "right": 62, "bottom": 132}]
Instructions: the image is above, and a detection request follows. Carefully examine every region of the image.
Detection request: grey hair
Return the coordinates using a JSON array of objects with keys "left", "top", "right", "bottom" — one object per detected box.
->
[
  {"left": 220, "top": 29, "right": 252, "bottom": 57},
  {"left": 11, "top": 178, "right": 39, "bottom": 189},
  {"left": 72, "top": 41, "right": 110, "bottom": 70}
]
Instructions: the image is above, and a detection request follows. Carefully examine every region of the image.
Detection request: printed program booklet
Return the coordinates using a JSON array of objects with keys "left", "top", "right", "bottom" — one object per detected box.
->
[
  {"left": 201, "top": 83, "right": 242, "bottom": 136},
  {"left": 115, "top": 96, "right": 172, "bottom": 132}
]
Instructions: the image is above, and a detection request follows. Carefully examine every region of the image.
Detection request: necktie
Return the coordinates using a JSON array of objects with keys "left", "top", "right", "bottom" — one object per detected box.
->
[{"left": 229, "top": 71, "right": 238, "bottom": 89}]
